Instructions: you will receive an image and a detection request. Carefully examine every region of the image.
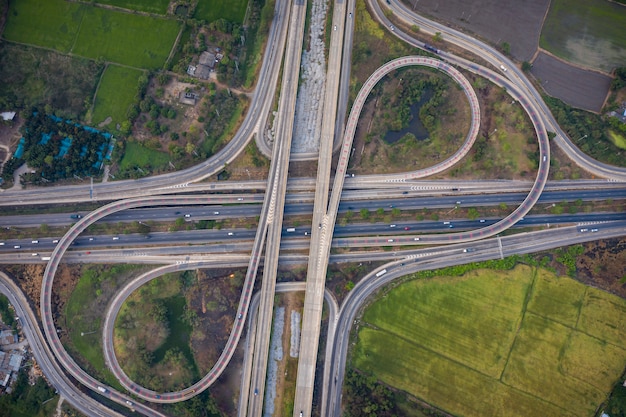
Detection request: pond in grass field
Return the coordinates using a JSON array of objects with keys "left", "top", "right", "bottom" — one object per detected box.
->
[{"left": 384, "top": 88, "right": 434, "bottom": 144}]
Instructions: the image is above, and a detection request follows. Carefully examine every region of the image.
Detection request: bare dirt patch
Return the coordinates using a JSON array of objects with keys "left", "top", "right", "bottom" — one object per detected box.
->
[
  {"left": 402, "top": 0, "right": 549, "bottom": 61},
  {"left": 575, "top": 238, "right": 626, "bottom": 298},
  {"left": 530, "top": 51, "right": 612, "bottom": 112}
]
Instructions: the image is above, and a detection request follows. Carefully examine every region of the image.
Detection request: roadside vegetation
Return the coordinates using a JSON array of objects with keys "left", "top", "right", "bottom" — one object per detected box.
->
[
  {"left": 346, "top": 261, "right": 626, "bottom": 417},
  {"left": 0, "top": 294, "right": 16, "bottom": 330},
  {"left": 94, "top": 0, "right": 171, "bottom": 14},
  {"left": 0, "top": 370, "right": 58, "bottom": 417}
]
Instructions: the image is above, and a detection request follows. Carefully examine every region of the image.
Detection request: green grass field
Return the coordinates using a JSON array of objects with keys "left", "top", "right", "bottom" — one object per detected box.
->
[
  {"left": 194, "top": 0, "right": 248, "bottom": 24},
  {"left": 3, "top": 0, "right": 84, "bottom": 52},
  {"left": 73, "top": 7, "right": 180, "bottom": 69},
  {"left": 92, "top": 64, "right": 144, "bottom": 127},
  {"left": 119, "top": 141, "right": 170, "bottom": 171},
  {"left": 540, "top": 0, "right": 626, "bottom": 72},
  {"left": 94, "top": 0, "right": 170, "bottom": 14},
  {"left": 353, "top": 265, "right": 626, "bottom": 417}
]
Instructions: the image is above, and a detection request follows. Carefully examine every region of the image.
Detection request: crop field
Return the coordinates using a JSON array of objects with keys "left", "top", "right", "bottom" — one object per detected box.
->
[
  {"left": 540, "top": 0, "right": 626, "bottom": 72},
  {"left": 194, "top": 0, "right": 248, "bottom": 24},
  {"left": 73, "top": 7, "right": 180, "bottom": 69},
  {"left": 92, "top": 64, "right": 144, "bottom": 127},
  {"left": 3, "top": 0, "right": 84, "bottom": 52},
  {"left": 352, "top": 265, "right": 626, "bottom": 417},
  {"left": 94, "top": 0, "right": 170, "bottom": 14}
]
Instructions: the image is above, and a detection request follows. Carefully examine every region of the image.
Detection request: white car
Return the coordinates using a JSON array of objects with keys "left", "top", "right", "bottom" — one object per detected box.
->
[
  {"left": 52, "top": 239, "right": 59, "bottom": 243},
  {"left": 228, "top": 232, "right": 234, "bottom": 236},
  {"left": 390, "top": 224, "right": 397, "bottom": 228},
  {"left": 112, "top": 236, "right": 120, "bottom": 240},
  {"left": 184, "top": 214, "right": 191, "bottom": 218},
  {"left": 500, "top": 64, "right": 507, "bottom": 72},
  {"left": 32, "top": 240, "right": 39, "bottom": 244},
  {"left": 213, "top": 211, "right": 220, "bottom": 215}
]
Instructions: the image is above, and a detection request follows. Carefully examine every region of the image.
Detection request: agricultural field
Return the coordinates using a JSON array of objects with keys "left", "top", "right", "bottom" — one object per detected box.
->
[
  {"left": 194, "top": 0, "right": 248, "bottom": 24},
  {"left": 540, "top": 0, "right": 626, "bottom": 73},
  {"left": 94, "top": 0, "right": 170, "bottom": 14},
  {"left": 352, "top": 265, "right": 626, "bottom": 417},
  {"left": 92, "top": 64, "right": 144, "bottom": 127},
  {"left": 72, "top": 6, "right": 180, "bottom": 69},
  {"left": 2, "top": 0, "right": 84, "bottom": 52}
]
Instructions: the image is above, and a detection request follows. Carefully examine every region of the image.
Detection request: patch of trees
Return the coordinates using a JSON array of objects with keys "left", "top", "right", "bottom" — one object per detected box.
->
[
  {"left": 544, "top": 96, "right": 625, "bottom": 167},
  {"left": 611, "top": 67, "right": 626, "bottom": 91},
  {"left": 3, "top": 109, "right": 110, "bottom": 184},
  {"left": 605, "top": 380, "right": 626, "bottom": 417},
  {"left": 343, "top": 369, "right": 399, "bottom": 417},
  {"left": 198, "top": 89, "right": 242, "bottom": 157},
  {"left": 0, "top": 371, "right": 56, "bottom": 417},
  {"left": 136, "top": 96, "right": 177, "bottom": 137}
]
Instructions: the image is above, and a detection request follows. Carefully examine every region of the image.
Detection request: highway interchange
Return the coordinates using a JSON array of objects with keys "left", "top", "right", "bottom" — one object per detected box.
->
[{"left": 1, "top": 0, "right": 625, "bottom": 416}]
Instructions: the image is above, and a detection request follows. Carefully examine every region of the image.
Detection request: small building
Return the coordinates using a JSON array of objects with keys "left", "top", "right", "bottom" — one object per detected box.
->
[
  {"left": 187, "top": 65, "right": 197, "bottom": 77},
  {"left": 195, "top": 64, "right": 211, "bottom": 80},
  {"left": 179, "top": 91, "right": 198, "bottom": 106},
  {"left": 0, "top": 330, "right": 17, "bottom": 346},
  {"left": 0, "top": 111, "right": 16, "bottom": 121},
  {"left": 199, "top": 51, "right": 216, "bottom": 68}
]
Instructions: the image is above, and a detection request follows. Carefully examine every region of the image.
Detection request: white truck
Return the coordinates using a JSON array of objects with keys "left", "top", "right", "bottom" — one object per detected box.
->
[
  {"left": 376, "top": 269, "right": 387, "bottom": 277},
  {"left": 97, "top": 386, "right": 107, "bottom": 393}
]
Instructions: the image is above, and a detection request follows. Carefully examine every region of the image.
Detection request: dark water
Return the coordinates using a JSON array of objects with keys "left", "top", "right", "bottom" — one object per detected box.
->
[{"left": 384, "top": 89, "right": 434, "bottom": 144}]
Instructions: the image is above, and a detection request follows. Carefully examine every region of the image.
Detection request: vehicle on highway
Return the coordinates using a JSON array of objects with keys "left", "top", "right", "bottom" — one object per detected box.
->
[
  {"left": 97, "top": 386, "right": 107, "bottom": 393},
  {"left": 349, "top": 12, "right": 352, "bottom": 17},
  {"left": 591, "top": 228, "right": 599, "bottom": 232},
  {"left": 543, "top": 155, "right": 547, "bottom": 162},
  {"left": 213, "top": 211, "right": 220, "bottom": 215},
  {"left": 390, "top": 224, "right": 396, "bottom": 228},
  {"left": 449, "top": 224, "right": 454, "bottom": 228},
  {"left": 404, "top": 226, "right": 410, "bottom": 230},
  {"left": 52, "top": 239, "right": 59, "bottom": 243},
  {"left": 112, "top": 236, "right": 120, "bottom": 240},
  {"left": 390, "top": 24, "right": 395, "bottom": 31},
  {"left": 456, "top": 201, "right": 461, "bottom": 205},
  {"left": 387, "top": 239, "right": 394, "bottom": 242},
  {"left": 175, "top": 211, "right": 181, "bottom": 215},
  {"left": 0, "top": 242, "right": 3, "bottom": 246},
  {"left": 70, "top": 214, "right": 82, "bottom": 219},
  {"left": 86, "top": 251, "right": 91, "bottom": 254},
  {"left": 13, "top": 245, "right": 20, "bottom": 249},
  {"left": 228, "top": 232, "right": 234, "bottom": 236},
  {"left": 254, "top": 389, "right": 258, "bottom": 396},
  {"left": 500, "top": 64, "right": 507, "bottom": 72},
  {"left": 376, "top": 269, "right": 387, "bottom": 277},
  {"left": 300, "top": 412, "right": 303, "bottom": 417},
  {"left": 463, "top": 248, "right": 475, "bottom": 253},
  {"left": 334, "top": 25, "right": 337, "bottom": 31},
  {"left": 287, "top": 228, "right": 296, "bottom": 232},
  {"left": 31, "top": 253, "right": 38, "bottom": 256},
  {"left": 32, "top": 240, "right": 39, "bottom": 244},
  {"left": 88, "top": 237, "right": 94, "bottom": 241},
  {"left": 238, "top": 314, "right": 243, "bottom": 319},
  {"left": 184, "top": 214, "right": 191, "bottom": 218},
  {"left": 579, "top": 228, "right": 588, "bottom": 232},
  {"left": 237, "top": 198, "right": 244, "bottom": 201},
  {"left": 479, "top": 219, "right": 486, "bottom": 223},
  {"left": 126, "top": 401, "right": 133, "bottom": 406},
  {"left": 304, "top": 232, "right": 309, "bottom": 235},
  {"left": 443, "top": 221, "right": 451, "bottom": 225}
]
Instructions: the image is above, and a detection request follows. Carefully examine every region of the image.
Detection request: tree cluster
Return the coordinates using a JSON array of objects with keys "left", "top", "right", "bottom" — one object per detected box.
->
[
  {"left": 199, "top": 89, "right": 242, "bottom": 157},
  {"left": 3, "top": 109, "right": 110, "bottom": 184},
  {"left": 0, "top": 372, "right": 55, "bottom": 417},
  {"left": 343, "top": 369, "right": 399, "bottom": 417}
]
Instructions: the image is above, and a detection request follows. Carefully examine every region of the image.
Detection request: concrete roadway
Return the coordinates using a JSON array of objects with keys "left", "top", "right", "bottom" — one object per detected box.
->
[
  {"left": 295, "top": 52, "right": 549, "bottom": 415},
  {"left": 238, "top": 283, "right": 338, "bottom": 417},
  {"left": 321, "top": 219, "right": 626, "bottom": 417},
  {"left": 2, "top": 184, "right": 625, "bottom": 230},
  {"left": 245, "top": 0, "right": 308, "bottom": 415},
  {"left": 293, "top": 0, "right": 348, "bottom": 413}
]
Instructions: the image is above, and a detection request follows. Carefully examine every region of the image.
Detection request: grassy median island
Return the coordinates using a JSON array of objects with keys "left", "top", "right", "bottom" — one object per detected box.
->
[{"left": 349, "top": 264, "right": 626, "bottom": 417}]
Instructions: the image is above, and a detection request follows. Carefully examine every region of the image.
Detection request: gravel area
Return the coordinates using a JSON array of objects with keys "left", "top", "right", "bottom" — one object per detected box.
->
[
  {"left": 264, "top": 307, "right": 285, "bottom": 417},
  {"left": 292, "top": 0, "right": 328, "bottom": 154},
  {"left": 531, "top": 51, "right": 612, "bottom": 112},
  {"left": 290, "top": 309, "right": 301, "bottom": 358}
]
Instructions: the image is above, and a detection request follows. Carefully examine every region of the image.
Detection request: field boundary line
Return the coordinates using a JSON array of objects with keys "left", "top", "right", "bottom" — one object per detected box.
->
[
  {"left": 498, "top": 266, "right": 537, "bottom": 381},
  {"left": 366, "top": 325, "right": 500, "bottom": 380},
  {"left": 69, "top": 4, "right": 87, "bottom": 54},
  {"left": 68, "top": 0, "right": 169, "bottom": 19},
  {"left": 574, "top": 286, "right": 586, "bottom": 330},
  {"left": 165, "top": 26, "right": 184, "bottom": 70},
  {"left": 88, "top": 62, "right": 109, "bottom": 125}
]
